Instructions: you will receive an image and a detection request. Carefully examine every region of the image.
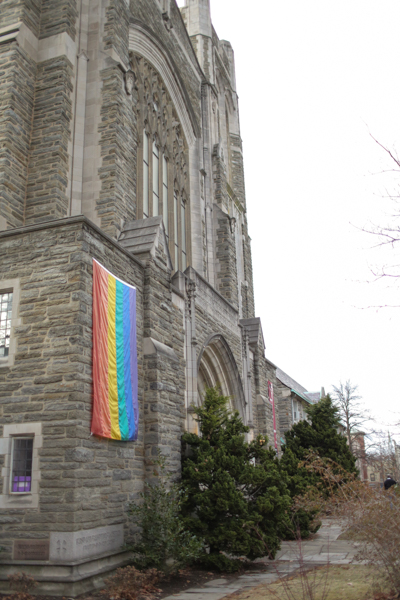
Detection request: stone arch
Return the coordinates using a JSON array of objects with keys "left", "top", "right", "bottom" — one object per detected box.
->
[
  {"left": 194, "top": 334, "right": 246, "bottom": 431},
  {"left": 129, "top": 23, "right": 200, "bottom": 147}
]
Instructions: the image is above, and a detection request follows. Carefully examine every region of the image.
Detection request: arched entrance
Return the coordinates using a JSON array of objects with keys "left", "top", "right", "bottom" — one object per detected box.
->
[{"left": 190, "top": 334, "right": 246, "bottom": 433}]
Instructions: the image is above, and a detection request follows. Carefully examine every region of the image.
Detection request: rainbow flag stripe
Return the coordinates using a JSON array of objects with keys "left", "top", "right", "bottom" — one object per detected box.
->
[{"left": 91, "top": 259, "right": 138, "bottom": 441}]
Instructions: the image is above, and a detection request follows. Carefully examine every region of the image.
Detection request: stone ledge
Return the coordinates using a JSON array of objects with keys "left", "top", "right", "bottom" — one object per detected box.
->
[
  {"left": 143, "top": 337, "right": 179, "bottom": 362},
  {"left": 0, "top": 550, "right": 133, "bottom": 597},
  {"left": 0, "top": 216, "right": 143, "bottom": 269}
]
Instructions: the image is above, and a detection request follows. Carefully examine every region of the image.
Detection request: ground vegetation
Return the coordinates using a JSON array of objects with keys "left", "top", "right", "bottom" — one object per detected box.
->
[{"left": 128, "top": 454, "right": 202, "bottom": 573}]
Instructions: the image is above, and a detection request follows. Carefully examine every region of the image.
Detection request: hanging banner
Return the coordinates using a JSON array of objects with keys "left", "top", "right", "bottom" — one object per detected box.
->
[
  {"left": 91, "top": 259, "right": 139, "bottom": 441},
  {"left": 268, "top": 381, "right": 278, "bottom": 450}
]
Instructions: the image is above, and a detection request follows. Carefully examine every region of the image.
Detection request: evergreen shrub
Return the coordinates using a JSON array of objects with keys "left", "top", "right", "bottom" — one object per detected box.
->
[
  {"left": 281, "top": 395, "right": 357, "bottom": 539},
  {"left": 128, "top": 454, "right": 202, "bottom": 573},
  {"left": 181, "top": 387, "right": 291, "bottom": 572}
]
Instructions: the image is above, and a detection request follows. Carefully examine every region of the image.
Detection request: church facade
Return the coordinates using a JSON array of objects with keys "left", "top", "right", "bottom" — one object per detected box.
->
[{"left": 0, "top": 0, "right": 282, "bottom": 594}]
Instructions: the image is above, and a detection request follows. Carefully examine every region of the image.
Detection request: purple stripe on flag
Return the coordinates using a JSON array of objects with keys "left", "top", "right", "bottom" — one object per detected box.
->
[{"left": 129, "top": 288, "right": 139, "bottom": 440}]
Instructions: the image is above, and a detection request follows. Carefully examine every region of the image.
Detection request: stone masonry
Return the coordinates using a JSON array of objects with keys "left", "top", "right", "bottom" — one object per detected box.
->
[{"left": 0, "top": 0, "right": 318, "bottom": 594}]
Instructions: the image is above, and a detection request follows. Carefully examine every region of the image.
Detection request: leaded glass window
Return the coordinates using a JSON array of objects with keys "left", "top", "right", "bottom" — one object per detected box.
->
[
  {"left": 174, "top": 191, "right": 179, "bottom": 269},
  {"left": 11, "top": 437, "right": 33, "bottom": 493},
  {"left": 143, "top": 131, "right": 149, "bottom": 218},
  {"left": 133, "top": 57, "right": 189, "bottom": 270},
  {"left": 292, "top": 400, "right": 298, "bottom": 423},
  {"left": 152, "top": 141, "right": 159, "bottom": 217},
  {"left": 181, "top": 199, "right": 186, "bottom": 271},
  {"left": 0, "top": 292, "right": 12, "bottom": 358},
  {"left": 162, "top": 155, "right": 168, "bottom": 238}
]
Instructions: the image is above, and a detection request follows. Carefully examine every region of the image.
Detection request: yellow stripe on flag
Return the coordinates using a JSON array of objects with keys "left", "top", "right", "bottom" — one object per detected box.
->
[{"left": 107, "top": 275, "right": 121, "bottom": 440}]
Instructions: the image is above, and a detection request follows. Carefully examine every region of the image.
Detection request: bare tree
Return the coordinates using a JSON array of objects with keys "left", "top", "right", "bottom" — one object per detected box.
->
[
  {"left": 331, "top": 381, "right": 372, "bottom": 456},
  {"left": 366, "top": 430, "right": 400, "bottom": 484},
  {"left": 361, "top": 134, "right": 400, "bottom": 303}
]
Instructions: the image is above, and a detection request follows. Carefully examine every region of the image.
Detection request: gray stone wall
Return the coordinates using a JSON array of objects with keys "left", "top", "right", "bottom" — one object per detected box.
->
[
  {"left": 241, "top": 217, "right": 255, "bottom": 319},
  {"left": 98, "top": 65, "right": 138, "bottom": 237},
  {"left": 251, "top": 340, "right": 280, "bottom": 450},
  {"left": 39, "top": 0, "right": 78, "bottom": 40},
  {"left": 190, "top": 268, "right": 244, "bottom": 412},
  {"left": 141, "top": 246, "right": 186, "bottom": 479},
  {"left": 214, "top": 206, "right": 238, "bottom": 309},
  {"left": 276, "top": 380, "right": 293, "bottom": 436},
  {"left": 25, "top": 57, "right": 74, "bottom": 225},
  {"left": 0, "top": 43, "right": 36, "bottom": 229},
  {"left": 230, "top": 133, "right": 245, "bottom": 209},
  {"left": 0, "top": 218, "right": 146, "bottom": 556},
  {"left": 190, "top": 268, "right": 241, "bottom": 364},
  {"left": 0, "top": 0, "right": 42, "bottom": 37},
  {"left": 104, "top": 0, "right": 130, "bottom": 65}
]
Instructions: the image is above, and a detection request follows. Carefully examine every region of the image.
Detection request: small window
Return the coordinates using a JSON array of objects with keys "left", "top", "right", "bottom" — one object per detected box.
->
[
  {"left": 10, "top": 437, "right": 33, "bottom": 493},
  {"left": 370, "top": 473, "right": 375, "bottom": 482},
  {"left": 0, "top": 292, "right": 12, "bottom": 358}
]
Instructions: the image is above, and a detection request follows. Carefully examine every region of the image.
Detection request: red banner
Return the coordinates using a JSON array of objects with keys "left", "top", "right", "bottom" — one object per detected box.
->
[{"left": 268, "top": 381, "right": 278, "bottom": 450}]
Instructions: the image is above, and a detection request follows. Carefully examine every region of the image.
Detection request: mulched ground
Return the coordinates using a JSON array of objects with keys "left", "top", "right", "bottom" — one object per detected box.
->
[
  {"left": 1, "top": 564, "right": 398, "bottom": 600},
  {"left": 0, "top": 561, "right": 272, "bottom": 600}
]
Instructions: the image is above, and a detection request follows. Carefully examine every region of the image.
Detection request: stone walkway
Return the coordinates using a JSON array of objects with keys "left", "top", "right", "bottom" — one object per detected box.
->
[{"left": 163, "top": 520, "right": 362, "bottom": 600}]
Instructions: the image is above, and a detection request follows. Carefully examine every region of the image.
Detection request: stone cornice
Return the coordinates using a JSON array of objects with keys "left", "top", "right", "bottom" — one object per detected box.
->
[{"left": 0, "top": 216, "right": 144, "bottom": 269}]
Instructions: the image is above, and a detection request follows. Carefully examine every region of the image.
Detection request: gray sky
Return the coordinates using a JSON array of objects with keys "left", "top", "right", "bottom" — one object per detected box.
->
[{"left": 177, "top": 0, "right": 400, "bottom": 437}]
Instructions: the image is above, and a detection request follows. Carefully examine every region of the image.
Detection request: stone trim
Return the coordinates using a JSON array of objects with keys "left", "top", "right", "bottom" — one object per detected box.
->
[
  {"left": 49, "top": 524, "right": 124, "bottom": 562},
  {"left": 0, "top": 21, "right": 76, "bottom": 64},
  {"left": 0, "top": 422, "right": 42, "bottom": 509},
  {"left": 0, "top": 549, "right": 133, "bottom": 596},
  {"left": 0, "top": 278, "right": 21, "bottom": 369},
  {"left": 186, "top": 266, "right": 238, "bottom": 315},
  {"left": 0, "top": 216, "right": 143, "bottom": 269},
  {"left": 143, "top": 337, "right": 179, "bottom": 362}
]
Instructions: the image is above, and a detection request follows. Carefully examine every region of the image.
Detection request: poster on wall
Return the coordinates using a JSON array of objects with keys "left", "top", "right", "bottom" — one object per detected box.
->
[
  {"left": 268, "top": 381, "right": 278, "bottom": 451},
  {"left": 91, "top": 259, "right": 139, "bottom": 441}
]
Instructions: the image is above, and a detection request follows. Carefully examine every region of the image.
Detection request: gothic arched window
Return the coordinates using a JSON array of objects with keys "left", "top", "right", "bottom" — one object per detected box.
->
[{"left": 132, "top": 55, "right": 188, "bottom": 272}]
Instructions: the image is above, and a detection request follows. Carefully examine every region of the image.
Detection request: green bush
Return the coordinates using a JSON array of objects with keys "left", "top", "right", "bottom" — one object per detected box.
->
[
  {"left": 128, "top": 454, "right": 202, "bottom": 573},
  {"left": 281, "top": 395, "right": 357, "bottom": 539},
  {"left": 181, "top": 387, "right": 291, "bottom": 572}
]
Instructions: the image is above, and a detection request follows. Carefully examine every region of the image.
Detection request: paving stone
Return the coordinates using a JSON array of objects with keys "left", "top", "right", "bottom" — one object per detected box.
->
[
  {"left": 184, "top": 589, "right": 235, "bottom": 594},
  {"left": 162, "top": 594, "right": 228, "bottom": 600},
  {"left": 304, "top": 553, "right": 349, "bottom": 562}
]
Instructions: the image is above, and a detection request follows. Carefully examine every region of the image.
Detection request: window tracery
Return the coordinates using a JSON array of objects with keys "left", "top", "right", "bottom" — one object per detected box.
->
[{"left": 131, "top": 54, "right": 189, "bottom": 271}]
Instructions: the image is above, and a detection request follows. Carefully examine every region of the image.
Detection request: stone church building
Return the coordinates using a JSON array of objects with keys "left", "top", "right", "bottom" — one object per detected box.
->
[{"left": 0, "top": 0, "right": 315, "bottom": 594}]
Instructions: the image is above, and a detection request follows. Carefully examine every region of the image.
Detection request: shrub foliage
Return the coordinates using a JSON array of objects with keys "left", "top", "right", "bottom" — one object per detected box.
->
[
  {"left": 281, "top": 395, "right": 358, "bottom": 538},
  {"left": 128, "top": 454, "right": 202, "bottom": 573},
  {"left": 181, "top": 387, "right": 291, "bottom": 571}
]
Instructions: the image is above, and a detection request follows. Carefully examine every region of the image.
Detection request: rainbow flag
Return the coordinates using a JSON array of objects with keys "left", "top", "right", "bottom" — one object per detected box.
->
[{"left": 91, "top": 259, "right": 138, "bottom": 441}]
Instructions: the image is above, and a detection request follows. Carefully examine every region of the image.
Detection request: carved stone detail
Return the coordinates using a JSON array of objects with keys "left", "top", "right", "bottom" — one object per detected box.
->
[
  {"left": 124, "top": 70, "right": 135, "bottom": 95},
  {"left": 130, "top": 54, "right": 188, "bottom": 200}
]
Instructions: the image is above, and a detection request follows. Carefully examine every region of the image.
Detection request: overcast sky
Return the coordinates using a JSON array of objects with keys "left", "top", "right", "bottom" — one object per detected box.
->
[{"left": 177, "top": 0, "right": 400, "bottom": 438}]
